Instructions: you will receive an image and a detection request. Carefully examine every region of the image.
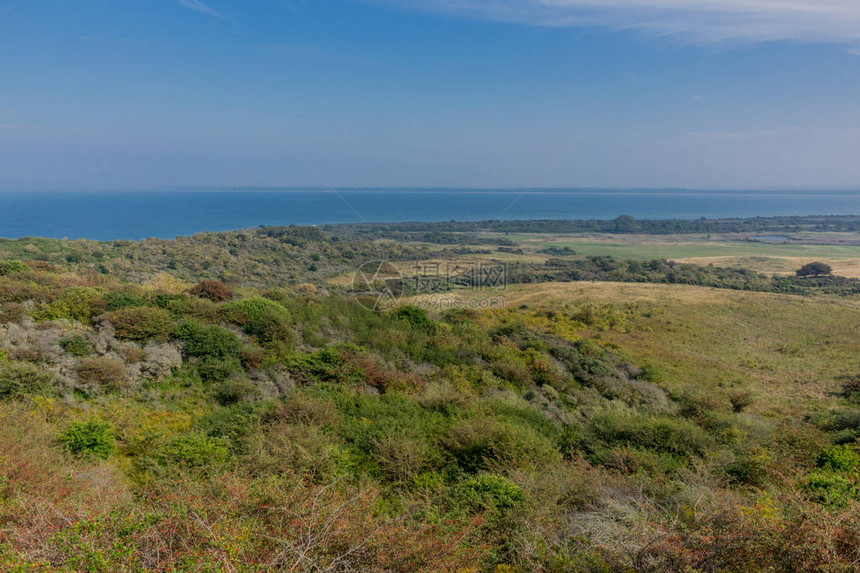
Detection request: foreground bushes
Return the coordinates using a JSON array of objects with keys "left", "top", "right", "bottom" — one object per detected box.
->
[
  {"left": 1, "top": 266, "right": 857, "bottom": 571},
  {"left": 58, "top": 418, "right": 115, "bottom": 460},
  {"left": 0, "top": 362, "right": 54, "bottom": 399}
]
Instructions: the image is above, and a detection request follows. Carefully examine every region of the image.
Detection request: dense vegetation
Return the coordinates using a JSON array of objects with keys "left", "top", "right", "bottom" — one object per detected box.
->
[
  {"left": 325, "top": 214, "right": 860, "bottom": 240},
  {"left": 0, "top": 225, "right": 435, "bottom": 287},
  {"left": 0, "top": 246, "right": 859, "bottom": 570},
  {"left": 490, "top": 257, "right": 860, "bottom": 296},
  {"left": 1, "top": 217, "right": 858, "bottom": 299}
]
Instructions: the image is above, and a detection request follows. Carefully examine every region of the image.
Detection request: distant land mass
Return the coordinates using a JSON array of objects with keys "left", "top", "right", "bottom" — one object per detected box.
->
[{"left": 0, "top": 188, "right": 858, "bottom": 240}]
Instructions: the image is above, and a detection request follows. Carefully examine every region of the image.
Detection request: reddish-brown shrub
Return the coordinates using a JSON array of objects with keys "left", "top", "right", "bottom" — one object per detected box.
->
[
  {"left": 240, "top": 347, "right": 265, "bottom": 369},
  {"left": 189, "top": 280, "right": 233, "bottom": 302}
]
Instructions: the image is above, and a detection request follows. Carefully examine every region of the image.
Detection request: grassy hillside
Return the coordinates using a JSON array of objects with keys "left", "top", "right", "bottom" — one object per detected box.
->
[
  {"left": 0, "top": 218, "right": 859, "bottom": 571},
  {"left": 424, "top": 282, "right": 860, "bottom": 418},
  {"left": 0, "top": 253, "right": 860, "bottom": 570}
]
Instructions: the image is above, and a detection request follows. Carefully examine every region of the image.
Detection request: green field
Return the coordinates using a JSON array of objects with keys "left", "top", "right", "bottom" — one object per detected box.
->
[{"left": 542, "top": 239, "right": 860, "bottom": 260}]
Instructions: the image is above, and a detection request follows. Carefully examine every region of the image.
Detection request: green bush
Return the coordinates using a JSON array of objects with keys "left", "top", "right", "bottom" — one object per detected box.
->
[
  {"left": 162, "top": 295, "right": 219, "bottom": 321},
  {"left": 196, "top": 402, "right": 264, "bottom": 451},
  {"left": 373, "top": 434, "right": 432, "bottom": 484},
  {"left": 152, "top": 433, "right": 230, "bottom": 475},
  {"left": 818, "top": 445, "right": 860, "bottom": 472},
  {"left": 32, "top": 287, "right": 105, "bottom": 322},
  {"left": 105, "top": 306, "right": 173, "bottom": 341},
  {"left": 58, "top": 419, "right": 115, "bottom": 460},
  {"left": 197, "top": 358, "right": 242, "bottom": 385},
  {"left": 639, "top": 363, "right": 663, "bottom": 383},
  {"left": 0, "top": 362, "right": 54, "bottom": 399},
  {"left": 173, "top": 320, "right": 242, "bottom": 360},
  {"left": 59, "top": 335, "right": 94, "bottom": 357},
  {"left": 105, "top": 291, "right": 148, "bottom": 311},
  {"left": 222, "top": 297, "right": 293, "bottom": 345},
  {"left": 212, "top": 375, "right": 258, "bottom": 405},
  {"left": 796, "top": 262, "right": 832, "bottom": 277},
  {"left": 285, "top": 345, "right": 363, "bottom": 385},
  {"left": 441, "top": 416, "right": 560, "bottom": 474},
  {"left": 0, "top": 260, "right": 29, "bottom": 276},
  {"left": 393, "top": 305, "right": 434, "bottom": 331},
  {"left": 725, "top": 447, "right": 772, "bottom": 487},
  {"left": 457, "top": 473, "right": 524, "bottom": 514},
  {"left": 805, "top": 470, "right": 858, "bottom": 506},
  {"left": 586, "top": 412, "right": 713, "bottom": 462}
]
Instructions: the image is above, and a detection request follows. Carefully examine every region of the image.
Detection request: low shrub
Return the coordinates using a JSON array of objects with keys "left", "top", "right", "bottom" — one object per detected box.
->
[
  {"left": 212, "top": 374, "right": 258, "bottom": 405},
  {"left": 105, "top": 290, "right": 148, "bottom": 310},
  {"left": 105, "top": 306, "right": 173, "bottom": 341},
  {"left": 59, "top": 334, "right": 94, "bottom": 357},
  {"left": 197, "top": 402, "right": 265, "bottom": 452},
  {"left": 58, "top": 418, "right": 115, "bottom": 460},
  {"left": 818, "top": 445, "right": 860, "bottom": 472},
  {"left": 373, "top": 434, "right": 431, "bottom": 484},
  {"left": 285, "top": 345, "right": 364, "bottom": 385},
  {"left": 163, "top": 294, "right": 220, "bottom": 321},
  {"left": 393, "top": 305, "right": 435, "bottom": 332},
  {"left": 0, "top": 362, "right": 54, "bottom": 399},
  {"left": 32, "top": 286, "right": 105, "bottom": 322},
  {"left": 586, "top": 412, "right": 713, "bottom": 462},
  {"left": 805, "top": 470, "right": 858, "bottom": 506},
  {"left": 267, "top": 391, "right": 340, "bottom": 427},
  {"left": 728, "top": 390, "right": 755, "bottom": 413},
  {"left": 174, "top": 320, "right": 242, "bottom": 360},
  {"left": 0, "top": 260, "right": 29, "bottom": 276},
  {"left": 250, "top": 421, "right": 345, "bottom": 479},
  {"left": 76, "top": 357, "right": 126, "bottom": 390},
  {"left": 457, "top": 473, "right": 524, "bottom": 514},
  {"left": 198, "top": 358, "right": 243, "bottom": 385},
  {"left": 222, "top": 297, "right": 293, "bottom": 345},
  {"left": 189, "top": 279, "right": 233, "bottom": 302},
  {"left": 725, "top": 447, "right": 773, "bottom": 487},
  {"left": 441, "top": 416, "right": 560, "bottom": 474},
  {"left": 151, "top": 433, "right": 231, "bottom": 476}
]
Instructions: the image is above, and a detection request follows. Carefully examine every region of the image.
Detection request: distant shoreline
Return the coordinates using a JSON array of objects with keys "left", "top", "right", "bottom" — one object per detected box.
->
[
  {"left": 0, "top": 190, "right": 857, "bottom": 241},
  {"left": 0, "top": 214, "right": 858, "bottom": 244}
]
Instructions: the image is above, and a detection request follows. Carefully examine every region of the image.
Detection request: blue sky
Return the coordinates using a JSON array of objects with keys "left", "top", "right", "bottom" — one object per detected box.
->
[{"left": 2, "top": 0, "right": 860, "bottom": 191}]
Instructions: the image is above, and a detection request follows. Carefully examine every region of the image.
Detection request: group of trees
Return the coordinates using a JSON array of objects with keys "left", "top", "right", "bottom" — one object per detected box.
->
[
  {"left": 327, "top": 214, "right": 860, "bottom": 238},
  {"left": 457, "top": 256, "right": 859, "bottom": 296}
]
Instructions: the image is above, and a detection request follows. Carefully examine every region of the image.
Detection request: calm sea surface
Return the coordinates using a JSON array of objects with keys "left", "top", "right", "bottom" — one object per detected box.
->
[{"left": 0, "top": 189, "right": 858, "bottom": 241}]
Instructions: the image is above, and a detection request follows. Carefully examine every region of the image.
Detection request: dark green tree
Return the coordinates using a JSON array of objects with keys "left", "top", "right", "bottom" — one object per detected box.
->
[
  {"left": 614, "top": 214, "right": 639, "bottom": 233},
  {"left": 796, "top": 262, "right": 833, "bottom": 277}
]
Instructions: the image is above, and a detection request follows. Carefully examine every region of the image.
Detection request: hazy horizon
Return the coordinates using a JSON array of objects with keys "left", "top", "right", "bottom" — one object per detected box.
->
[{"left": 3, "top": 186, "right": 860, "bottom": 194}]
